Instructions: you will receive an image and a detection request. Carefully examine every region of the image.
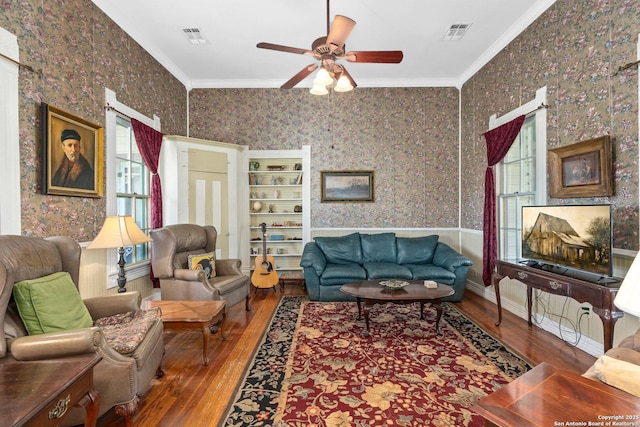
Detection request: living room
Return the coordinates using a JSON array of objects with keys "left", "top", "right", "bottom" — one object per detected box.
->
[{"left": 1, "top": 0, "right": 640, "bottom": 425}]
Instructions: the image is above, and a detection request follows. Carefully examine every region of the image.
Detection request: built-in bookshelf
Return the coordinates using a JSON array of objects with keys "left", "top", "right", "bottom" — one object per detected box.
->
[{"left": 245, "top": 147, "right": 310, "bottom": 279}]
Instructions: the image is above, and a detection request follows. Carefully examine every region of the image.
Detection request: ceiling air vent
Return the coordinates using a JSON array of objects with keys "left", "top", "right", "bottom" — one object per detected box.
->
[
  {"left": 443, "top": 24, "right": 471, "bottom": 41},
  {"left": 181, "top": 27, "right": 208, "bottom": 44}
]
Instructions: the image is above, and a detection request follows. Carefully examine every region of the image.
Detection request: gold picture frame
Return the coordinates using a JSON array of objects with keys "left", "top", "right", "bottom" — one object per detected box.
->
[
  {"left": 41, "top": 103, "right": 104, "bottom": 197},
  {"left": 548, "top": 135, "right": 613, "bottom": 198},
  {"left": 320, "top": 170, "right": 374, "bottom": 202}
]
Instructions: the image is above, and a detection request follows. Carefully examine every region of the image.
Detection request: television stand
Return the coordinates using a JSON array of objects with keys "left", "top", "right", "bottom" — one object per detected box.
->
[{"left": 494, "top": 260, "right": 623, "bottom": 351}]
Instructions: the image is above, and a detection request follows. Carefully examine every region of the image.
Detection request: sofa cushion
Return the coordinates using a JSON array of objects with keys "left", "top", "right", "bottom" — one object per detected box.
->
[
  {"left": 405, "top": 264, "right": 456, "bottom": 284},
  {"left": 363, "top": 262, "right": 412, "bottom": 280},
  {"left": 315, "top": 233, "right": 363, "bottom": 265},
  {"left": 361, "top": 233, "right": 397, "bottom": 263},
  {"left": 13, "top": 272, "right": 93, "bottom": 335},
  {"left": 397, "top": 236, "right": 439, "bottom": 264},
  {"left": 589, "top": 355, "right": 640, "bottom": 397},
  {"left": 188, "top": 251, "right": 216, "bottom": 278},
  {"left": 320, "top": 263, "right": 367, "bottom": 285},
  {"left": 95, "top": 308, "right": 161, "bottom": 355}
]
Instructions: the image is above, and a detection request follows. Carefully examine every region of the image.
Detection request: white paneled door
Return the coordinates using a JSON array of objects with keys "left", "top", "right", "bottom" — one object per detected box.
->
[{"left": 188, "top": 149, "right": 229, "bottom": 259}]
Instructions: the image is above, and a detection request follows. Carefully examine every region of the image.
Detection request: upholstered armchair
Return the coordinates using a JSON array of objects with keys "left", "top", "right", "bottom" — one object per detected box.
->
[
  {"left": 150, "top": 224, "right": 251, "bottom": 311},
  {"left": 0, "top": 235, "right": 165, "bottom": 427}
]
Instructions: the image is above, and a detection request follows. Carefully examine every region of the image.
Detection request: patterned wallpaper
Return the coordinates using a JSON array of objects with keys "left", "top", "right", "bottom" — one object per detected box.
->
[
  {"left": 3, "top": 0, "right": 639, "bottom": 251},
  {"left": 1, "top": 0, "right": 187, "bottom": 241},
  {"left": 461, "top": 0, "right": 639, "bottom": 251},
  {"left": 190, "top": 86, "right": 461, "bottom": 229}
]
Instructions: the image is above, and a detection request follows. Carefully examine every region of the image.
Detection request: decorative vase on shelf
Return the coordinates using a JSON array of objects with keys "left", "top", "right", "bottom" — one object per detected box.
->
[{"left": 273, "top": 190, "right": 280, "bottom": 199}]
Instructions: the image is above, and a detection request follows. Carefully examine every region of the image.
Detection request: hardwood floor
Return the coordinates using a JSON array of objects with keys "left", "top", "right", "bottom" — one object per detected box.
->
[{"left": 97, "top": 285, "right": 596, "bottom": 426}]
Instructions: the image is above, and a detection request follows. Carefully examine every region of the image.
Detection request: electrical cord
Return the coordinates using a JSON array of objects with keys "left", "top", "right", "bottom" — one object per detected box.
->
[{"left": 530, "top": 290, "right": 587, "bottom": 347}]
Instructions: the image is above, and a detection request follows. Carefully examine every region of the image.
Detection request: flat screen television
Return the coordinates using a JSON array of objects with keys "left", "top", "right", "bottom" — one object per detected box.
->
[{"left": 521, "top": 204, "right": 613, "bottom": 282}]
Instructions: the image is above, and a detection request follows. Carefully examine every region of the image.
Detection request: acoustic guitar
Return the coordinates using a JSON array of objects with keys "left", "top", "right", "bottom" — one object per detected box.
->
[{"left": 251, "top": 223, "right": 279, "bottom": 290}]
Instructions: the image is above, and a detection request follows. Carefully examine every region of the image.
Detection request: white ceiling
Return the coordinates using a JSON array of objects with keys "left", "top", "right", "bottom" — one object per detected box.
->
[{"left": 91, "top": 0, "right": 556, "bottom": 90}]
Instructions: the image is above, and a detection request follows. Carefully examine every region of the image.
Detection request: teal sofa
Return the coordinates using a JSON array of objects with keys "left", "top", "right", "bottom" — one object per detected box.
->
[{"left": 300, "top": 233, "right": 472, "bottom": 302}]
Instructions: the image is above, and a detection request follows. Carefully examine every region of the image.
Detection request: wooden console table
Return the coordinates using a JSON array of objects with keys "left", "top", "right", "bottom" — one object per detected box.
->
[
  {"left": 472, "top": 362, "right": 640, "bottom": 426},
  {"left": 494, "top": 260, "right": 623, "bottom": 351},
  {"left": 0, "top": 353, "right": 101, "bottom": 427}
]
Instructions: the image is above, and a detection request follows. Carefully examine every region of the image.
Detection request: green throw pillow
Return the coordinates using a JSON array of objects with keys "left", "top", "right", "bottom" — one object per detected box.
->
[{"left": 13, "top": 271, "right": 93, "bottom": 335}]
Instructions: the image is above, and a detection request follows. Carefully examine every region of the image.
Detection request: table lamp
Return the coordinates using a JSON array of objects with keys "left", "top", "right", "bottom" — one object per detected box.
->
[
  {"left": 614, "top": 252, "right": 640, "bottom": 319},
  {"left": 88, "top": 215, "right": 152, "bottom": 293}
]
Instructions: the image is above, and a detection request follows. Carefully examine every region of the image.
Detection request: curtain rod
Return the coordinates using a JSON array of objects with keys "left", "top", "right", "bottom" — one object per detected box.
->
[
  {"left": 613, "top": 59, "right": 640, "bottom": 76},
  {"left": 480, "top": 103, "right": 549, "bottom": 136},
  {"left": 105, "top": 103, "right": 132, "bottom": 120},
  {"left": 0, "top": 51, "right": 39, "bottom": 74}
]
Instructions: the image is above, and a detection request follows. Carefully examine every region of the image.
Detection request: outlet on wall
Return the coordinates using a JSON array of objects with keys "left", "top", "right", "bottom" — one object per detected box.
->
[{"left": 580, "top": 305, "right": 592, "bottom": 318}]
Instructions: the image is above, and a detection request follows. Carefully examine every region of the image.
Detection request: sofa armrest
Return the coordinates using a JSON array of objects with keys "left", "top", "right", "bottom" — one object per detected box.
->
[
  {"left": 433, "top": 243, "right": 473, "bottom": 272},
  {"left": 8, "top": 327, "right": 101, "bottom": 361},
  {"left": 84, "top": 291, "right": 142, "bottom": 320},
  {"left": 215, "top": 258, "right": 243, "bottom": 276},
  {"left": 175, "top": 268, "right": 207, "bottom": 281},
  {"left": 617, "top": 327, "right": 640, "bottom": 351},
  {"left": 300, "top": 243, "right": 327, "bottom": 276}
]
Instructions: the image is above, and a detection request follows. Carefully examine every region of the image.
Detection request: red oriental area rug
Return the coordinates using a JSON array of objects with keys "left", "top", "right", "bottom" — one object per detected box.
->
[{"left": 224, "top": 297, "right": 531, "bottom": 427}]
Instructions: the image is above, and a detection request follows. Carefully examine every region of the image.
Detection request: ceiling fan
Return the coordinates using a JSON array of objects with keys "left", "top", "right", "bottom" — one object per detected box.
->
[{"left": 256, "top": 0, "right": 403, "bottom": 93}]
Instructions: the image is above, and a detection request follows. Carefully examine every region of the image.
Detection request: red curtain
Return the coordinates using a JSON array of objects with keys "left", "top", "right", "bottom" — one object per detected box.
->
[
  {"left": 131, "top": 119, "right": 164, "bottom": 229},
  {"left": 482, "top": 115, "right": 526, "bottom": 286},
  {"left": 131, "top": 119, "right": 164, "bottom": 288}
]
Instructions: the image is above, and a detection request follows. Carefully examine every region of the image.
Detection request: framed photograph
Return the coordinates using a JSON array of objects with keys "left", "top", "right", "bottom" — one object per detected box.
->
[
  {"left": 320, "top": 170, "right": 374, "bottom": 202},
  {"left": 41, "top": 103, "right": 104, "bottom": 197},
  {"left": 548, "top": 135, "right": 613, "bottom": 198}
]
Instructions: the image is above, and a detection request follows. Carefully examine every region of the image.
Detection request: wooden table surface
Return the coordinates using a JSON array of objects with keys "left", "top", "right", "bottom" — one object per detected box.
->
[
  {"left": 144, "top": 300, "right": 226, "bottom": 322},
  {"left": 0, "top": 353, "right": 101, "bottom": 427},
  {"left": 144, "top": 300, "right": 227, "bottom": 365},
  {"left": 472, "top": 362, "right": 640, "bottom": 427}
]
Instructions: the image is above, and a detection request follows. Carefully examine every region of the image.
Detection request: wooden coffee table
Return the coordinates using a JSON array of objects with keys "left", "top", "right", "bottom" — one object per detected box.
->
[
  {"left": 144, "top": 300, "right": 226, "bottom": 366},
  {"left": 340, "top": 280, "right": 454, "bottom": 336},
  {"left": 472, "top": 362, "right": 640, "bottom": 426}
]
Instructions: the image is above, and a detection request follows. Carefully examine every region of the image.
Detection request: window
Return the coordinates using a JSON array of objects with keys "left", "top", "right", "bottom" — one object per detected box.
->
[
  {"left": 494, "top": 87, "right": 547, "bottom": 263},
  {"left": 104, "top": 88, "right": 160, "bottom": 288},
  {"left": 115, "top": 116, "right": 150, "bottom": 265},
  {"left": 498, "top": 116, "right": 536, "bottom": 262}
]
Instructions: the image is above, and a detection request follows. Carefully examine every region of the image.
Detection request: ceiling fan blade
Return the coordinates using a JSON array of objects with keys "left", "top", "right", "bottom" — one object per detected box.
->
[
  {"left": 257, "top": 42, "right": 310, "bottom": 55},
  {"left": 281, "top": 64, "right": 318, "bottom": 89},
  {"left": 339, "top": 66, "right": 357, "bottom": 89},
  {"left": 345, "top": 50, "right": 404, "bottom": 63},
  {"left": 326, "top": 15, "right": 356, "bottom": 51}
]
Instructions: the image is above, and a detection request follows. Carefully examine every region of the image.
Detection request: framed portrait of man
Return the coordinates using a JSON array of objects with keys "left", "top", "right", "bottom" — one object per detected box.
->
[{"left": 41, "top": 103, "right": 104, "bottom": 197}]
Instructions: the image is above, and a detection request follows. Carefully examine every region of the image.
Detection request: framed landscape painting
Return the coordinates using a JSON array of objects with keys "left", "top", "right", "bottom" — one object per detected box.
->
[
  {"left": 41, "top": 103, "right": 104, "bottom": 197},
  {"left": 548, "top": 136, "right": 612, "bottom": 198},
  {"left": 321, "top": 170, "right": 374, "bottom": 202}
]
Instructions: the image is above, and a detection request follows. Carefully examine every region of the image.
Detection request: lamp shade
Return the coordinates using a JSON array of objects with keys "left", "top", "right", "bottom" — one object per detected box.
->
[
  {"left": 334, "top": 75, "right": 354, "bottom": 92},
  {"left": 313, "top": 68, "right": 333, "bottom": 87},
  {"left": 614, "top": 252, "right": 640, "bottom": 318},
  {"left": 88, "top": 216, "right": 152, "bottom": 249},
  {"left": 310, "top": 84, "right": 329, "bottom": 96}
]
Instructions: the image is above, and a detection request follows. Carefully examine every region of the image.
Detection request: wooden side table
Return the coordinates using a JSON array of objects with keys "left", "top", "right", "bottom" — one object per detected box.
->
[
  {"left": 0, "top": 353, "right": 101, "bottom": 427},
  {"left": 472, "top": 362, "right": 640, "bottom": 426},
  {"left": 144, "top": 300, "right": 227, "bottom": 365}
]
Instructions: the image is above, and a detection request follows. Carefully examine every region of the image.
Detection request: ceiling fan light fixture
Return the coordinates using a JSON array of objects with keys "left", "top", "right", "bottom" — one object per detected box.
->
[
  {"left": 310, "top": 84, "right": 329, "bottom": 96},
  {"left": 313, "top": 68, "right": 334, "bottom": 87},
  {"left": 334, "top": 75, "right": 353, "bottom": 92}
]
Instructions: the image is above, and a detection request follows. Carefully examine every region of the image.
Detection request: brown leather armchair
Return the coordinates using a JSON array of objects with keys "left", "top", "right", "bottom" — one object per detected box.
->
[
  {"left": 150, "top": 224, "right": 251, "bottom": 311},
  {"left": 0, "top": 235, "right": 165, "bottom": 427}
]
